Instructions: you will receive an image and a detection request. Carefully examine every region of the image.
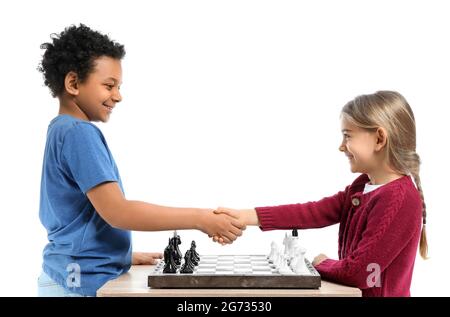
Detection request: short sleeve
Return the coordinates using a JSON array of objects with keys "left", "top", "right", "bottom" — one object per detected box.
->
[{"left": 61, "top": 122, "right": 119, "bottom": 194}]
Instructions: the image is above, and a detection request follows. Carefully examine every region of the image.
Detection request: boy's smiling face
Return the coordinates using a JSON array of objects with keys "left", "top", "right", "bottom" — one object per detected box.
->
[{"left": 63, "top": 56, "right": 122, "bottom": 122}]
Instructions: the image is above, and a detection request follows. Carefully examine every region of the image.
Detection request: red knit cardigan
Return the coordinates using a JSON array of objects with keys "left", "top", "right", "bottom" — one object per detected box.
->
[{"left": 255, "top": 174, "right": 422, "bottom": 297}]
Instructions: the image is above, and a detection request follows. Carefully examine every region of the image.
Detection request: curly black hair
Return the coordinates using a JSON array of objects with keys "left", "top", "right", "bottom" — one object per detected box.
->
[{"left": 38, "top": 24, "right": 125, "bottom": 97}]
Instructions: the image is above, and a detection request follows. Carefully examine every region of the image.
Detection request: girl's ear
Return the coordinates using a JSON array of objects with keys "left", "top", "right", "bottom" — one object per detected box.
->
[
  {"left": 375, "top": 127, "right": 388, "bottom": 152},
  {"left": 64, "top": 71, "right": 80, "bottom": 96}
]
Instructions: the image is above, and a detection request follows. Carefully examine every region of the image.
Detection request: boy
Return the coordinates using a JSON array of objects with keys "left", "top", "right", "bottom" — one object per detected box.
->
[{"left": 37, "top": 24, "right": 245, "bottom": 296}]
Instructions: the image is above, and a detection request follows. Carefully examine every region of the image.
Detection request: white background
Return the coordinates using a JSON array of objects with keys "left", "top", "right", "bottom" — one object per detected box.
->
[{"left": 1, "top": 0, "right": 449, "bottom": 296}]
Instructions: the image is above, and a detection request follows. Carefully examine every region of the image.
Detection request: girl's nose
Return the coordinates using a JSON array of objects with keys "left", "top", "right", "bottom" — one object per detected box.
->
[{"left": 338, "top": 143, "right": 346, "bottom": 152}]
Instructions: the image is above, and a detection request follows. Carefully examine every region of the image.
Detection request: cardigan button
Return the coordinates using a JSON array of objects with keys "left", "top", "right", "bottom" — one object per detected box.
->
[{"left": 352, "top": 197, "right": 360, "bottom": 206}]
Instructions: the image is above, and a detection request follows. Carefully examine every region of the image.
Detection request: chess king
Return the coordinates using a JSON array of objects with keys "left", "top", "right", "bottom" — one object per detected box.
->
[{"left": 213, "top": 91, "right": 428, "bottom": 297}]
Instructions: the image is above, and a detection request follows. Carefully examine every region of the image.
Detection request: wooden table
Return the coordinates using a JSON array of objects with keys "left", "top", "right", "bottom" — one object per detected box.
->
[{"left": 97, "top": 265, "right": 362, "bottom": 297}]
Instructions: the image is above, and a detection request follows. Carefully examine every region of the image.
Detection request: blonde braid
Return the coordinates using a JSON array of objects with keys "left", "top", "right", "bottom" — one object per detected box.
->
[{"left": 406, "top": 152, "right": 428, "bottom": 259}]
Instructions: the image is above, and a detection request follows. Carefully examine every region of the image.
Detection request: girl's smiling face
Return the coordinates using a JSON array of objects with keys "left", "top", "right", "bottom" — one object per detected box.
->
[{"left": 339, "top": 117, "right": 380, "bottom": 174}]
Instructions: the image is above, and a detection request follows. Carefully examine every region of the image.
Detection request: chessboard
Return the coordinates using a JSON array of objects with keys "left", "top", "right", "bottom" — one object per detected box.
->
[{"left": 148, "top": 254, "right": 321, "bottom": 289}]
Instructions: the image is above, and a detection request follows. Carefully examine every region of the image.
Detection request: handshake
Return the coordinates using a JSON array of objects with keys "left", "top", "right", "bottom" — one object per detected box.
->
[{"left": 199, "top": 207, "right": 259, "bottom": 245}]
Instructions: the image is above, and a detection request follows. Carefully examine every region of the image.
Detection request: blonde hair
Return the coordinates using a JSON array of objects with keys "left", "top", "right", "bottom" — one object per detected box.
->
[{"left": 341, "top": 90, "right": 428, "bottom": 259}]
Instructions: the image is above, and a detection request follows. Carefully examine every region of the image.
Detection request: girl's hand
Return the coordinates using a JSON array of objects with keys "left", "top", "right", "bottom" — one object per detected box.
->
[
  {"left": 132, "top": 252, "right": 163, "bottom": 265},
  {"left": 198, "top": 209, "right": 246, "bottom": 244},
  {"left": 312, "top": 253, "right": 329, "bottom": 266},
  {"left": 211, "top": 207, "right": 257, "bottom": 244},
  {"left": 214, "top": 207, "right": 259, "bottom": 226}
]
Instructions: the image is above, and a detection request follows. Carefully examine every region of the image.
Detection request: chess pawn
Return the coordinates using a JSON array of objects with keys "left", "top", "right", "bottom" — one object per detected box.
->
[{"left": 268, "top": 241, "right": 278, "bottom": 263}]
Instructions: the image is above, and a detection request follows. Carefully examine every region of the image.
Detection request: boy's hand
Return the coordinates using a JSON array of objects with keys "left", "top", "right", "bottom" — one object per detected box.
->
[
  {"left": 212, "top": 207, "right": 258, "bottom": 244},
  {"left": 132, "top": 252, "right": 163, "bottom": 265},
  {"left": 198, "top": 209, "right": 246, "bottom": 244},
  {"left": 312, "top": 253, "right": 329, "bottom": 266}
]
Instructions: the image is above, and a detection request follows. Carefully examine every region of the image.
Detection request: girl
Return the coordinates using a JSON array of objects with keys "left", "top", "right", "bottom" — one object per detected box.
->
[{"left": 215, "top": 91, "right": 427, "bottom": 297}]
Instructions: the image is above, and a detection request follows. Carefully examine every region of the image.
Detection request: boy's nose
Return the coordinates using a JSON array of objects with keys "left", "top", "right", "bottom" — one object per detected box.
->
[
  {"left": 338, "top": 143, "right": 345, "bottom": 152},
  {"left": 112, "top": 90, "right": 122, "bottom": 103}
]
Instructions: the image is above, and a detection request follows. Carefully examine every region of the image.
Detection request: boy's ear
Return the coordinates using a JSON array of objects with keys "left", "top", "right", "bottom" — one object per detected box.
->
[
  {"left": 374, "top": 127, "right": 388, "bottom": 152},
  {"left": 64, "top": 71, "right": 80, "bottom": 96}
]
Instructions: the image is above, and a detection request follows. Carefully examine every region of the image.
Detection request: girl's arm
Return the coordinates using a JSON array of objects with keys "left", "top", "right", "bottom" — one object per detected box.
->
[
  {"left": 216, "top": 189, "right": 347, "bottom": 230},
  {"left": 255, "top": 190, "right": 347, "bottom": 230},
  {"left": 87, "top": 181, "right": 245, "bottom": 243}
]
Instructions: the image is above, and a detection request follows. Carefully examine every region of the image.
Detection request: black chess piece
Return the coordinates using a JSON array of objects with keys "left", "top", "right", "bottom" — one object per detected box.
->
[
  {"left": 190, "top": 240, "right": 200, "bottom": 263},
  {"left": 163, "top": 243, "right": 178, "bottom": 273},
  {"left": 175, "top": 233, "right": 182, "bottom": 259},
  {"left": 168, "top": 238, "right": 180, "bottom": 266},
  {"left": 190, "top": 250, "right": 199, "bottom": 266},
  {"left": 180, "top": 250, "right": 195, "bottom": 274},
  {"left": 170, "top": 231, "right": 182, "bottom": 266}
]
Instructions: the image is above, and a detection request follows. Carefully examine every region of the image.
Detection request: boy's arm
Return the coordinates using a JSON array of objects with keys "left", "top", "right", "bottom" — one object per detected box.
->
[{"left": 86, "top": 181, "right": 245, "bottom": 242}]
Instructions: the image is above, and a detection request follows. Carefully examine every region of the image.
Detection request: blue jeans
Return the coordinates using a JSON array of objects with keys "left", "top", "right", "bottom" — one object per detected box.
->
[{"left": 37, "top": 271, "right": 84, "bottom": 297}]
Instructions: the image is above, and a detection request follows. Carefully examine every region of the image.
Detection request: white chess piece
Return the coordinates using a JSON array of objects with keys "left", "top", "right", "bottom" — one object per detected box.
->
[
  {"left": 278, "top": 255, "right": 294, "bottom": 274},
  {"left": 268, "top": 241, "right": 278, "bottom": 263},
  {"left": 274, "top": 252, "right": 283, "bottom": 269},
  {"left": 283, "top": 232, "right": 290, "bottom": 256},
  {"left": 273, "top": 252, "right": 279, "bottom": 268},
  {"left": 292, "top": 246, "right": 308, "bottom": 274},
  {"left": 289, "top": 236, "right": 299, "bottom": 262},
  {"left": 289, "top": 246, "right": 300, "bottom": 271}
]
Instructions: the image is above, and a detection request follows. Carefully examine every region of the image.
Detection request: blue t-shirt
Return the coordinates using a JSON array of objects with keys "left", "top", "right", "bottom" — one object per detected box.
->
[{"left": 39, "top": 114, "right": 132, "bottom": 296}]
